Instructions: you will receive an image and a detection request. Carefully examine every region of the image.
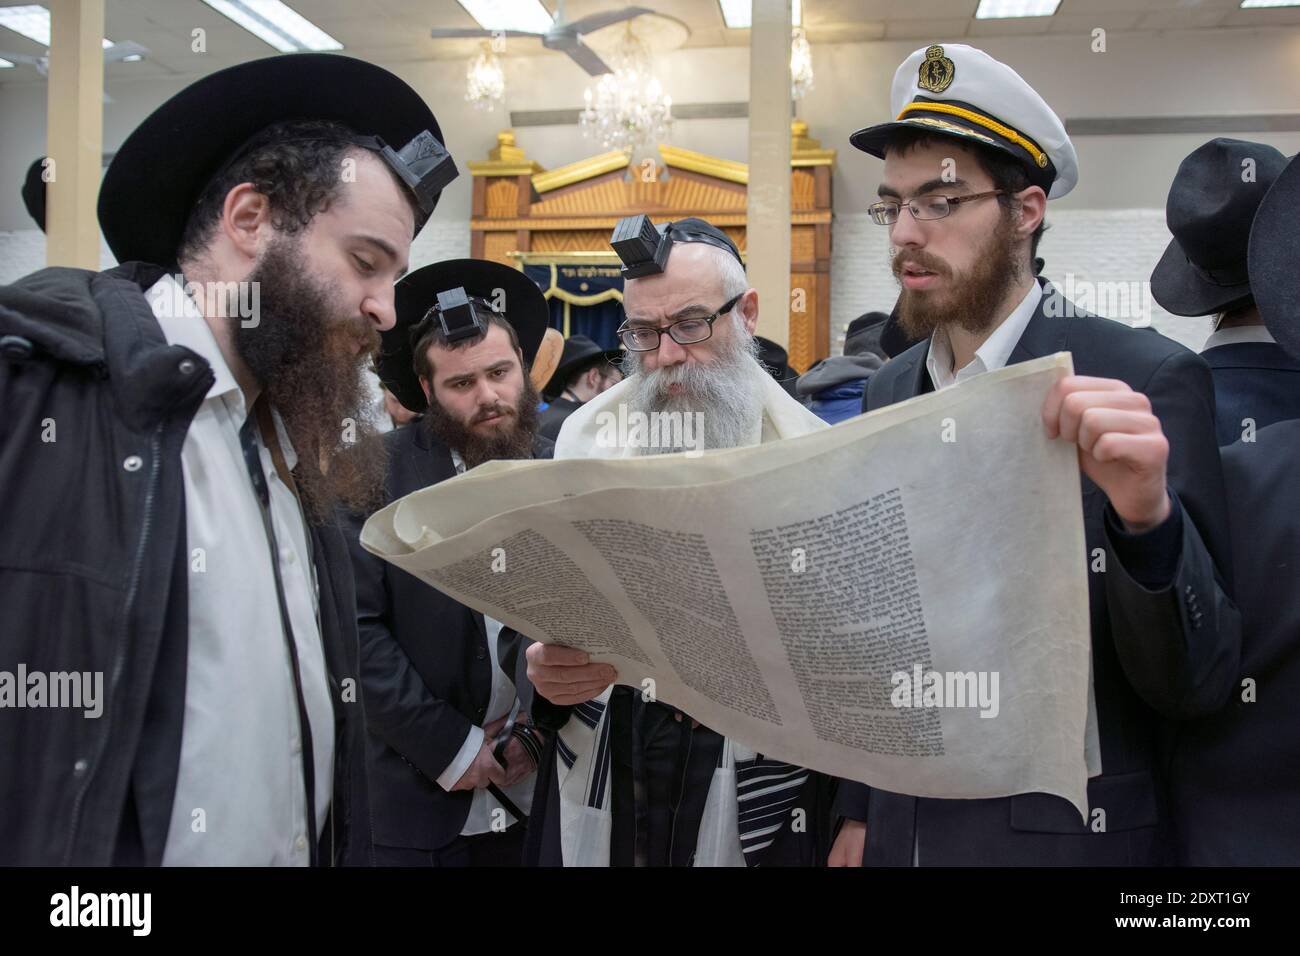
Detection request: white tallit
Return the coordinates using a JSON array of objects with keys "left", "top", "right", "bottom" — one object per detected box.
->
[{"left": 550, "top": 368, "right": 828, "bottom": 865}]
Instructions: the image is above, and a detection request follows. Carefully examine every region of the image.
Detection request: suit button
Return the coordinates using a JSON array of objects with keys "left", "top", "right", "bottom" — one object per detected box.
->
[
  {"left": 476, "top": 646, "right": 487, "bottom": 661},
  {"left": 476, "top": 707, "right": 487, "bottom": 720}
]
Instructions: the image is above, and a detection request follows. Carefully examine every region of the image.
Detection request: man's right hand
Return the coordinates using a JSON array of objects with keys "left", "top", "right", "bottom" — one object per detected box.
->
[
  {"left": 450, "top": 737, "right": 508, "bottom": 792},
  {"left": 828, "top": 819, "right": 866, "bottom": 867},
  {"left": 525, "top": 643, "right": 617, "bottom": 706}
]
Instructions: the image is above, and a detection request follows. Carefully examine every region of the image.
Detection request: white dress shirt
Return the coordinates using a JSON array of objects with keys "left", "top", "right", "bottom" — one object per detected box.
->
[
  {"left": 1202, "top": 325, "right": 1276, "bottom": 350},
  {"left": 151, "top": 275, "right": 334, "bottom": 865},
  {"left": 435, "top": 449, "right": 535, "bottom": 834},
  {"left": 925, "top": 281, "right": 1043, "bottom": 390}
]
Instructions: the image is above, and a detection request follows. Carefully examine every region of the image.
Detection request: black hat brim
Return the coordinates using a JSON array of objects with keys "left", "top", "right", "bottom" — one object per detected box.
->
[
  {"left": 850, "top": 109, "right": 1053, "bottom": 192},
  {"left": 99, "top": 53, "right": 444, "bottom": 268},
  {"left": 22, "top": 157, "right": 46, "bottom": 232},
  {"left": 1150, "top": 235, "right": 1253, "bottom": 318},
  {"left": 1248, "top": 153, "right": 1300, "bottom": 363},
  {"left": 379, "top": 259, "right": 550, "bottom": 413}
]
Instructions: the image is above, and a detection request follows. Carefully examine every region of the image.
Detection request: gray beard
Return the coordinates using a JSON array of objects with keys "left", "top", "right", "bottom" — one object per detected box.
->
[{"left": 623, "top": 317, "right": 766, "bottom": 455}]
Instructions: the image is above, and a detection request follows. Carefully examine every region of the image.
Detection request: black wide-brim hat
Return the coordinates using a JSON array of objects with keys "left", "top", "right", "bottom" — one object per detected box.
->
[
  {"left": 1151, "top": 138, "right": 1288, "bottom": 317},
  {"left": 379, "top": 259, "right": 550, "bottom": 413},
  {"left": 22, "top": 157, "right": 47, "bottom": 232},
  {"left": 99, "top": 53, "right": 445, "bottom": 267},
  {"left": 1248, "top": 152, "right": 1300, "bottom": 363},
  {"left": 543, "top": 334, "right": 623, "bottom": 399}
]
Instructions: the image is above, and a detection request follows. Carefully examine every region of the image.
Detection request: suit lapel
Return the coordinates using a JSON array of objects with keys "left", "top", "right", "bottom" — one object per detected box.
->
[
  {"left": 1007, "top": 279, "right": 1070, "bottom": 367},
  {"left": 412, "top": 426, "right": 487, "bottom": 639}
]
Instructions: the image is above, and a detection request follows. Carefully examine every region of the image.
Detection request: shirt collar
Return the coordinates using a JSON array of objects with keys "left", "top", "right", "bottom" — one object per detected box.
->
[
  {"left": 1203, "top": 325, "right": 1276, "bottom": 350},
  {"left": 926, "top": 280, "right": 1043, "bottom": 390},
  {"left": 147, "top": 273, "right": 240, "bottom": 402},
  {"left": 147, "top": 273, "right": 298, "bottom": 470}
]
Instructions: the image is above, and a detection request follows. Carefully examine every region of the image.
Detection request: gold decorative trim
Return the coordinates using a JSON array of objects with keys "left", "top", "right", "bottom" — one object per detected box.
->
[
  {"left": 509, "top": 252, "right": 622, "bottom": 264},
  {"left": 468, "top": 161, "right": 545, "bottom": 176},
  {"left": 532, "top": 151, "right": 630, "bottom": 193},
  {"left": 474, "top": 211, "right": 828, "bottom": 231},
  {"left": 792, "top": 120, "right": 837, "bottom": 167},
  {"left": 658, "top": 144, "right": 749, "bottom": 185},
  {"left": 469, "top": 130, "right": 545, "bottom": 176}
]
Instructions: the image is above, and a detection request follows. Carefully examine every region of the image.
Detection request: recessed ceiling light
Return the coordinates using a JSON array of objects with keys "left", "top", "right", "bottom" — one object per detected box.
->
[
  {"left": 718, "top": 0, "right": 803, "bottom": 29},
  {"left": 1240, "top": 1, "right": 1300, "bottom": 8},
  {"left": 456, "top": 0, "right": 554, "bottom": 34},
  {"left": 0, "top": 4, "right": 115, "bottom": 48},
  {"left": 201, "top": 1, "right": 343, "bottom": 53},
  {"left": 975, "top": 0, "right": 1062, "bottom": 19}
]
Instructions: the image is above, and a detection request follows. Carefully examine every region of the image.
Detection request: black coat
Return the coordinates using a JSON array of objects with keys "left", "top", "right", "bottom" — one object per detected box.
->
[
  {"left": 1170, "top": 420, "right": 1300, "bottom": 863},
  {"left": 343, "top": 423, "right": 552, "bottom": 850},
  {"left": 538, "top": 396, "right": 583, "bottom": 442},
  {"left": 0, "top": 263, "right": 371, "bottom": 866},
  {"left": 837, "top": 279, "right": 1240, "bottom": 865},
  {"left": 1201, "top": 341, "right": 1300, "bottom": 446}
]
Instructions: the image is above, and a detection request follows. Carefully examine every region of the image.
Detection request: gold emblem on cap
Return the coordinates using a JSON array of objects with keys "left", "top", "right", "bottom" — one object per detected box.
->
[{"left": 917, "top": 45, "right": 955, "bottom": 94}]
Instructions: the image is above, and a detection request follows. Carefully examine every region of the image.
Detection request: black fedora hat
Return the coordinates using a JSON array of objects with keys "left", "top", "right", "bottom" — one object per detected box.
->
[
  {"left": 1151, "top": 138, "right": 1288, "bottom": 317},
  {"left": 543, "top": 335, "right": 623, "bottom": 400},
  {"left": 1248, "top": 152, "right": 1300, "bottom": 363},
  {"left": 21, "top": 157, "right": 47, "bottom": 232},
  {"left": 99, "top": 53, "right": 452, "bottom": 268},
  {"left": 378, "top": 259, "right": 550, "bottom": 414}
]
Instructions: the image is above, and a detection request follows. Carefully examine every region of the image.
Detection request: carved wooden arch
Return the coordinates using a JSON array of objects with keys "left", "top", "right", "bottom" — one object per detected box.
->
[{"left": 468, "top": 124, "right": 835, "bottom": 371}]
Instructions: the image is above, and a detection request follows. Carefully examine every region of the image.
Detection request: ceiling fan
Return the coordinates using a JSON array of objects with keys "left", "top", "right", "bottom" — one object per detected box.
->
[
  {"left": 431, "top": 1, "right": 653, "bottom": 75},
  {"left": 0, "top": 40, "right": 149, "bottom": 77}
]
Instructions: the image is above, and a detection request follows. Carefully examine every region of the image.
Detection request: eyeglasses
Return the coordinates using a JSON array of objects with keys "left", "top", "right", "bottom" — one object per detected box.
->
[
  {"left": 616, "top": 294, "right": 743, "bottom": 352},
  {"left": 868, "top": 190, "right": 1005, "bottom": 226}
]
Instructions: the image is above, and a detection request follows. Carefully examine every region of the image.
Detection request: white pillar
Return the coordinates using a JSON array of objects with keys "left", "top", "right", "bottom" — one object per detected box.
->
[
  {"left": 747, "top": 0, "right": 793, "bottom": 346},
  {"left": 46, "top": 0, "right": 104, "bottom": 269}
]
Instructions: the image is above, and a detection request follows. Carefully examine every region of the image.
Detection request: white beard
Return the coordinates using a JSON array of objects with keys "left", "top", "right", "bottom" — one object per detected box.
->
[{"left": 623, "top": 316, "right": 766, "bottom": 455}]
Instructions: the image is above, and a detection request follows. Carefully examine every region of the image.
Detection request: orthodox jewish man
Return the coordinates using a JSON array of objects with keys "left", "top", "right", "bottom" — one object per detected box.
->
[
  {"left": 523, "top": 216, "right": 839, "bottom": 866},
  {"left": 1150, "top": 138, "right": 1300, "bottom": 445},
  {"left": 830, "top": 43, "right": 1238, "bottom": 866},
  {"left": 1168, "top": 152, "right": 1300, "bottom": 864},
  {"left": 0, "top": 54, "right": 457, "bottom": 865},
  {"left": 344, "top": 259, "right": 558, "bottom": 866},
  {"left": 538, "top": 335, "right": 624, "bottom": 441}
]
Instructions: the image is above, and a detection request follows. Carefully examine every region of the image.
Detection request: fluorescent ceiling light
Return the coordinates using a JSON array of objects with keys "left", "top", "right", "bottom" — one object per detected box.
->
[
  {"left": 456, "top": 0, "right": 554, "bottom": 33},
  {"left": 975, "top": 0, "right": 1061, "bottom": 18},
  {"left": 1240, "top": 1, "right": 1300, "bottom": 8},
  {"left": 718, "top": 0, "right": 803, "bottom": 29},
  {"left": 0, "top": 5, "right": 116, "bottom": 48},
  {"left": 0, "top": 58, "right": 13, "bottom": 68},
  {"left": 201, "top": 1, "right": 343, "bottom": 52}
]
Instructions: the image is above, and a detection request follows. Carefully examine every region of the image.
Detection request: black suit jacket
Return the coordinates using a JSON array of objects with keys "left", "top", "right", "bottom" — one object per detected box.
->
[
  {"left": 1171, "top": 420, "right": 1300, "bottom": 864},
  {"left": 837, "top": 279, "right": 1240, "bottom": 865},
  {"left": 343, "top": 424, "right": 553, "bottom": 850},
  {"left": 1201, "top": 341, "right": 1300, "bottom": 446}
]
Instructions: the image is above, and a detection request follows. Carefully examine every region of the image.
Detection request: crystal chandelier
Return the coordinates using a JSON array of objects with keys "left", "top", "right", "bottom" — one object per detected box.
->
[
  {"left": 579, "top": 25, "right": 672, "bottom": 162},
  {"left": 791, "top": 27, "right": 814, "bottom": 101},
  {"left": 465, "top": 41, "right": 505, "bottom": 112}
]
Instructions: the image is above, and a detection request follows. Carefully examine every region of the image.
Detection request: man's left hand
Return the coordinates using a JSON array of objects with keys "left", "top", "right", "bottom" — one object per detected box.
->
[
  {"left": 499, "top": 733, "right": 537, "bottom": 787},
  {"left": 1042, "top": 375, "right": 1171, "bottom": 533}
]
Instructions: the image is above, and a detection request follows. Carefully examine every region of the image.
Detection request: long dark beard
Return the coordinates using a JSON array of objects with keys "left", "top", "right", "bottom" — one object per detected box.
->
[
  {"left": 895, "top": 213, "right": 1024, "bottom": 341},
  {"left": 232, "top": 236, "right": 389, "bottom": 521},
  {"left": 423, "top": 373, "right": 541, "bottom": 470}
]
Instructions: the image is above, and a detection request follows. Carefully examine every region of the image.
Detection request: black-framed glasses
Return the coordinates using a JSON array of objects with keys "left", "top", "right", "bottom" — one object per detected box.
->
[
  {"left": 616, "top": 293, "right": 743, "bottom": 352},
  {"left": 868, "top": 189, "right": 1005, "bottom": 225}
]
